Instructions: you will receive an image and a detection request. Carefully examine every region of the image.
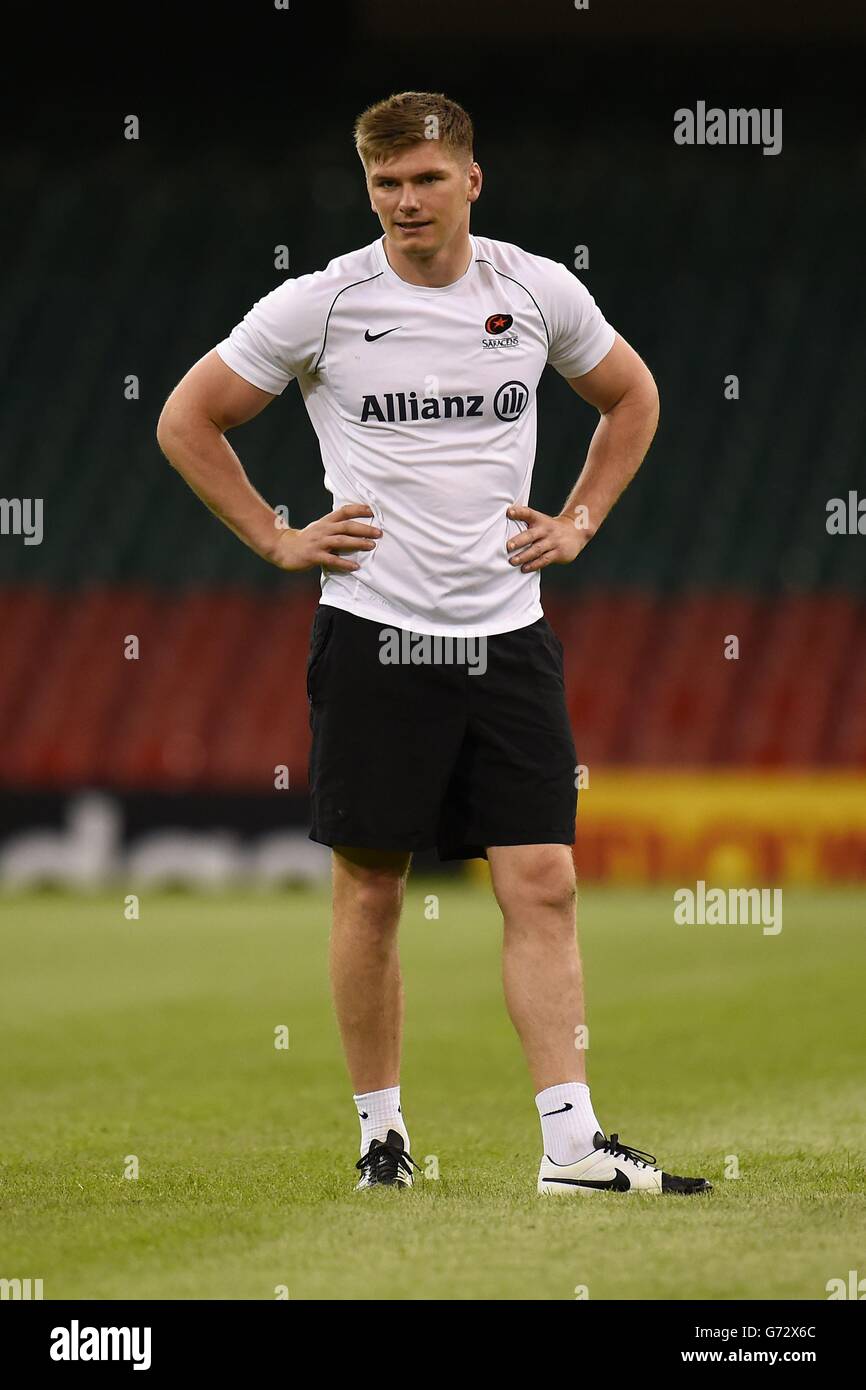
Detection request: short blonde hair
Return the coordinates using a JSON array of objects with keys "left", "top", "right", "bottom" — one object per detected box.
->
[{"left": 353, "top": 91, "right": 474, "bottom": 172}]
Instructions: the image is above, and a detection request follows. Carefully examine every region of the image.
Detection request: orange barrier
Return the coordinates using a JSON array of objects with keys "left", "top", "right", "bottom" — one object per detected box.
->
[{"left": 572, "top": 769, "right": 866, "bottom": 883}]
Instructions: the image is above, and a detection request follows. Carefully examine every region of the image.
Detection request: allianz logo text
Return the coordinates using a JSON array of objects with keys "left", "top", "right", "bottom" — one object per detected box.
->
[{"left": 360, "top": 381, "right": 529, "bottom": 424}]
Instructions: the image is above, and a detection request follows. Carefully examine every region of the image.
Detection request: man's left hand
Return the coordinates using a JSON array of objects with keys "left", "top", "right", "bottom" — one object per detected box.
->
[{"left": 506, "top": 505, "right": 594, "bottom": 573}]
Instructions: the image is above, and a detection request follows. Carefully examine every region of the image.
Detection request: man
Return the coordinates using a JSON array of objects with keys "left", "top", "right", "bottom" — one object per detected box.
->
[{"left": 157, "top": 91, "right": 711, "bottom": 1198}]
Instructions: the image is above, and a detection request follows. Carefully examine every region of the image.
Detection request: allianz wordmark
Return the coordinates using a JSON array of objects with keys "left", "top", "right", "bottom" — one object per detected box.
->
[{"left": 360, "top": 381, "right": 530, "bottom": 424}]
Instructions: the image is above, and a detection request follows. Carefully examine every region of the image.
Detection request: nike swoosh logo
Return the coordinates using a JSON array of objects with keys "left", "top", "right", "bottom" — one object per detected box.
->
[
  {"left": 365, "top": 327, "right": 402, "bottom": 341},
  {"left": 542, "top": 1102, "right": 573, "bottom": 1117},
  {"left": 359, "top": 1111, "right": 368, "bottom": 1119},
  {"left": 546, "top": 1167, "right": 631, "bottom": 1192}
]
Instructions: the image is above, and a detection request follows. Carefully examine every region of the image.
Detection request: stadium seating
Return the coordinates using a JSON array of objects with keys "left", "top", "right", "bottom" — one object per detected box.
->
[
  {"left": 2, "top": 134, "right": 864, "bottom": 790},
  {"left": 0, "top": 588, "right": 862, "bottom": 789}
]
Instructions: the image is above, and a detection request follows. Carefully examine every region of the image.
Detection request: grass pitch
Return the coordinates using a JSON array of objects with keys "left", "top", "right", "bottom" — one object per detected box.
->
[{"left": 1, "top": 882, "right": 864, "bottom": 1300}]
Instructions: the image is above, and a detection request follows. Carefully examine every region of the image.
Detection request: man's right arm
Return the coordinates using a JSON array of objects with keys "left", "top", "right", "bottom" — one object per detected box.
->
[{"left": 156, "top": 349, "right": 380, "bottom": 572}]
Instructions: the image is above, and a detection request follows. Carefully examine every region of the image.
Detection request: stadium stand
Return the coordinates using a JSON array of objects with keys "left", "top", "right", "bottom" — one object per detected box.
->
[{"left": 1, "top": 134, "right": 864, "bottom": 795}]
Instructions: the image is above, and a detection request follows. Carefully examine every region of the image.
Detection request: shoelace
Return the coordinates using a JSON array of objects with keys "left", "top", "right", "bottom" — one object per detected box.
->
[
  {"left": 355, "top": 1140, "right": 421, "bottom": 1184},
  {"left": 598, "top": 1132, "right": 657, "bottom": 1171}
]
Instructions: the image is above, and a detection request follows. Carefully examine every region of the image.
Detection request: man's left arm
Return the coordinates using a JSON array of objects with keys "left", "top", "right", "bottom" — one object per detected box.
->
[{"left": 506, "top": 334, "right": 659, "bottom": 572}]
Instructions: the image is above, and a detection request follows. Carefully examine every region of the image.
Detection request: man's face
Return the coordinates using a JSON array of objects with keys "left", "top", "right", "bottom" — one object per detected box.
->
[{"left": 366, "top": 143, "right": 480, "bottom": 255}]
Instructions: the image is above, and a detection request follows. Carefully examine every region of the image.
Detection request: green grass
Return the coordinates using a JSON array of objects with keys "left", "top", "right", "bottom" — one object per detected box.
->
[{"left": 1, "top": 883, "right": 864, "bottom": 1300}]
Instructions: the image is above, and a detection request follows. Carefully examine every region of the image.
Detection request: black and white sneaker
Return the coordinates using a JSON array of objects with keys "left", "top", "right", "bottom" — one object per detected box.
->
[
  {"left": 355, "top": 1128, "right": 420, "bottom": 1190},
  {"left": 538, "top": 1130, "right": 713, "bottom": 1195}
]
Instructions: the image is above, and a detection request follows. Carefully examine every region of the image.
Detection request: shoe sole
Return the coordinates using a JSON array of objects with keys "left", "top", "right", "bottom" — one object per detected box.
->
[{"left": 538, "top": 1180, "right": 712, "bottom": 1196}]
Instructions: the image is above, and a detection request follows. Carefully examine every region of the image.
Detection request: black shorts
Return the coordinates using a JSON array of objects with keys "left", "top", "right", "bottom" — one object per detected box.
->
[{"left": 306, "top": 605, "right": 577, "bottom": 861}]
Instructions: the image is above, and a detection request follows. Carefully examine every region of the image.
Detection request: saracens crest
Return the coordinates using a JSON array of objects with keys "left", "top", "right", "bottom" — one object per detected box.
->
[{"left": 482, "top": 312, "right": 519, "bottom": 350}]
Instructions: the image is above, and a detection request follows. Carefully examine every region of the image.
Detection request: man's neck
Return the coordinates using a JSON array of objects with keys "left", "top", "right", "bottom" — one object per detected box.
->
[{"left": 382, "top": 228, "right": 473, "bottom": 288}]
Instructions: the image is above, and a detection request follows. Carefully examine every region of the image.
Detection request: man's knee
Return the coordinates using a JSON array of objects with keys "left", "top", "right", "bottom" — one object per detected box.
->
[
  {"left": 332, "top": 846, "right": 411, "bottom": 921},
  {"left": 491, "top": 845, "right": 577, "bottom": 918}
]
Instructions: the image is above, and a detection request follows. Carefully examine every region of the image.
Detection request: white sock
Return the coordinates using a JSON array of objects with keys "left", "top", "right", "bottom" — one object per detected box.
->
[
  {"left": 536, "top": 1082, "right": 603, "bottom": 1164},
  {"left": 353, "top": 1086, "right": 408, "bottom": 1155}
]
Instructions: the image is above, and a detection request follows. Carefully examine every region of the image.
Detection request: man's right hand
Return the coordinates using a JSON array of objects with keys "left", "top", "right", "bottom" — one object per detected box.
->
[{"left": 267, "top": 503, "right": 382, "bottom": 573}]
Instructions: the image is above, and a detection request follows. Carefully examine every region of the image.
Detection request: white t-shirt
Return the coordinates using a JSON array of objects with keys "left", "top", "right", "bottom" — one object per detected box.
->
[{"left": 215, "top": 233, "right": 616, "bottom": 637}]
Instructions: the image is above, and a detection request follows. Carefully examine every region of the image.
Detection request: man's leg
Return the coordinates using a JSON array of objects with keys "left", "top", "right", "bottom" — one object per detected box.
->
[
  {"left": 330, "top": 845, "right": 412, "bottom": 1092},
  {"left": 487, "top": 842, "right": 585, "bottom": 1091},
  {"left": 330, "top": 845, "right": 419, "bottom": 1185},
  {"left": 487, "top": 841, "right": 604, "bottom": 1164}
]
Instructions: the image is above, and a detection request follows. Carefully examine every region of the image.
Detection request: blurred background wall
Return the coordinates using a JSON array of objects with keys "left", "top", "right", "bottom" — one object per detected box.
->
[{"left": 1, "top": 0, "right": 865, "bottom": 886}]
